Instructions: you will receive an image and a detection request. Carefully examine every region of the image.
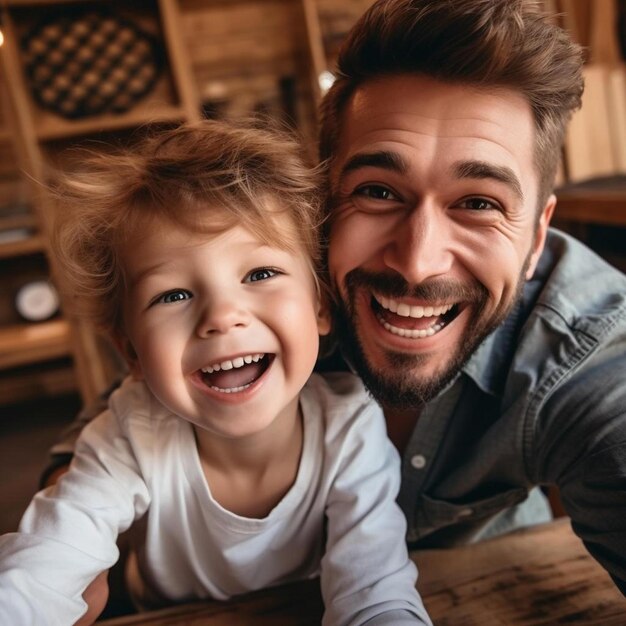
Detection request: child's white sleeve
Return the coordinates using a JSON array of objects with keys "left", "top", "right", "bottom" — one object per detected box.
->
[
  {"left": 320, "top": 393, "right": 433, "bottom": 626},
  {"left": 0, "top": 404, "right": 151, "bottom": 625}
]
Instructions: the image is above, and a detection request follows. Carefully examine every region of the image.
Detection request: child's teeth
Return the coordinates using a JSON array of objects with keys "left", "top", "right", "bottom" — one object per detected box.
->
[
  {"left": 211, "top": 383, "right": 252, "bottom": 393},
  {"left": 202, "top": 353, "right": 265, "bottom": 373}
]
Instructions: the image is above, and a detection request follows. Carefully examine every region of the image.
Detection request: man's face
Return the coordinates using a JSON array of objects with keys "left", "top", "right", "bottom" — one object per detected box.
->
[{"left": 328, "top": 74, "right": 555, "bottom": 408}]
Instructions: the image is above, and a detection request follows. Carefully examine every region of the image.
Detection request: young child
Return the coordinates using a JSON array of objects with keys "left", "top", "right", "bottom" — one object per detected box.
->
[{"left": 0, "top": 121, "right": 431, "bottom": 625}]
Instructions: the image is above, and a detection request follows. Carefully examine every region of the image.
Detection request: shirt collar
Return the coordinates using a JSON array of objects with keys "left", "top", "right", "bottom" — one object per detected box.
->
[{"left": 462, "top": 297, "right": 528, "bottom": 397}]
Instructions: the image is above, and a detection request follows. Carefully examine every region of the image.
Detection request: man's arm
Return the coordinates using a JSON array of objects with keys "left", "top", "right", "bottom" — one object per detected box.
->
[{"left": 533, "top": 337, "right": 626, "bottom": 595}]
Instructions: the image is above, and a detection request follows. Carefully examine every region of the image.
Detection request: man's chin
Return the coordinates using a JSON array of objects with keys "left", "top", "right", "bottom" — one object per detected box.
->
[
  {"left": 333, "top": 259, "right": 534, "bottom": 409},
  {"left": 350, "top": 346, "right": 465, "bottom": 408},
  {"left": 335, "top": 295, "right": 495, "bottom": 408}
]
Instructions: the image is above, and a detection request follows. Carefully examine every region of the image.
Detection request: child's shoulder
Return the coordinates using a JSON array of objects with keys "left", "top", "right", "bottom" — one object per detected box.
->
[
  {"left": 302, "top": 372, "right": 382, "bottom": 432},
  {"left": 107, "top": 376, "right": 169, "bottom": 426},
  {"left": 305, "top": 370, "right": 370, "bottom": 402}
]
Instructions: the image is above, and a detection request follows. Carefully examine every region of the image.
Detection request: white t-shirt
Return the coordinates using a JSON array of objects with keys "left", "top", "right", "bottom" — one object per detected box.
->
[{"left": 0, "top": 372, "right": 431, "bottom": 625}]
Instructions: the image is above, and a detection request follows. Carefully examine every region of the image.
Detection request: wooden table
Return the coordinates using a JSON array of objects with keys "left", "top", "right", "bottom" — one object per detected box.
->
[{"left": 99, "top": 519, "right": 625, "bottom": 625}]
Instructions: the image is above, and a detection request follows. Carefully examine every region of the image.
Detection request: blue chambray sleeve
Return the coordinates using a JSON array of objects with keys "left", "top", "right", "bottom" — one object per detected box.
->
[{"left": 532, "top": 332, "right": 626, "bottom": 595}]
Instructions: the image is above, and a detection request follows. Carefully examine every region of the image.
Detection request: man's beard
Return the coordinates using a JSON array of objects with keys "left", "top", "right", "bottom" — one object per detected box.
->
[{"left": 334, "top": 264, "right": 529, "bottom": 409}]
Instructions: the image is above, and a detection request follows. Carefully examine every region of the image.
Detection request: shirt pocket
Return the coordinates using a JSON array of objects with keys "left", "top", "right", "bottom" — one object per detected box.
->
[{"left": 416, "top": 486, "right": 528, "bottom": 532}]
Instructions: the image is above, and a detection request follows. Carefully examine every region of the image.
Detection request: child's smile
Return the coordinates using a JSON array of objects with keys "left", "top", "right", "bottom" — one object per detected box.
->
[{"left": 199, "top": 352, "right": 270, "bottom": 394}]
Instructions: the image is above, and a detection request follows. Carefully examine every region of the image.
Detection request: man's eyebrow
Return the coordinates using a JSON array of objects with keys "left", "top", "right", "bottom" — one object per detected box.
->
[
  {"left": 453, "top": 160, "right": 524, "bottom": 202},
  {"left": 339, "top": 151, "right": 409, "bottom": 179}
]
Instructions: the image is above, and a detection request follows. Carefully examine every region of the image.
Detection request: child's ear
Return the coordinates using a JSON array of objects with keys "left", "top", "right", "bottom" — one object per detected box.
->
[
  {"left": 316, "top": 297, "right": 332, "bottom": 337},
  {"left": 113, "top": 333, "right": 143, "bottom": 380}
]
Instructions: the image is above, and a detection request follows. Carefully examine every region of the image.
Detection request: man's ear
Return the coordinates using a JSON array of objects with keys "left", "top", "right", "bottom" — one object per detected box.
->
[
  {"left": 525, "top": 193, "right": 556, "bottom": 280},
  {"left": 113, "top": 333, "right": 143, "bottom": 380}
]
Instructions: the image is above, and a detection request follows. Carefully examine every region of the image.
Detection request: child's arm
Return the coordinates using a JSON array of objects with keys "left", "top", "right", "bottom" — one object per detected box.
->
[
  {"left": 0, "top": 393, "right": 150, "bottom": 625},
  {"left": 75, "top": 571, "right": 109, "bottom": 626},
  {"left": 40, "top": 378, "right": 124, "bottom": 489},
  {"left": 320, "top": 381, "right": 432, "bottom": 625}
]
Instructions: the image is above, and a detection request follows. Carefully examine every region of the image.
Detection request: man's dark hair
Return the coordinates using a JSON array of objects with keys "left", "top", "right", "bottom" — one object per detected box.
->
[{"left": 320, "top": 0, "right": 584, "bottom": 208}]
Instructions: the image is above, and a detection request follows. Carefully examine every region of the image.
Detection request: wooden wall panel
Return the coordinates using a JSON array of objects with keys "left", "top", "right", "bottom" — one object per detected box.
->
[
  {"left": 314, "top": 0, "right": 374, "bottom": 67},
  {"left": 180, "top": 1, "right": 304, "bottom": 79}
]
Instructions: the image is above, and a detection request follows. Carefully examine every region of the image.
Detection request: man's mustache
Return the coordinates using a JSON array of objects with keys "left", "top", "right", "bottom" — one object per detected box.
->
[{"left": 343, "top": 268, "right": 488, "bottom": 303}]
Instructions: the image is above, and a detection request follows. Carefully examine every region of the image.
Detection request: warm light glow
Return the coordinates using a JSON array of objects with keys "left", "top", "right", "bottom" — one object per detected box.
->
[
  {"left": 318, "top": 70, "right": 335, "bottom": 94},
  {"left": 0, "top": 29, "right": 4, "bottom": 47}
]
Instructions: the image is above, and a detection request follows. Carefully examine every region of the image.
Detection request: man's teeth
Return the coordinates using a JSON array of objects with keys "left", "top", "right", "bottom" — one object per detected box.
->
[
  {"left": 374, "top": 295, "right": 454, "bottom": 318},
  {"left": 378, "top": 318, "right": 444, "bottom": 338},
  {"left": 201, "top": 353, "right": 264, "bottom": 374}
]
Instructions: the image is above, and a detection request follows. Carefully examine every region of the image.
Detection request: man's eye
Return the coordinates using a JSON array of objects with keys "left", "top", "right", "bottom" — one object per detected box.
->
[
  {"left": 245, "top": 268, "right": 278, "bottom": 283},
  {"left": 354, "top": 184, "right": 398, "bottom": 201},
  {"left": 459, "top": 197, "right": 500, "bottom": 211},
  {"left": 154, "top": 290, "right": 192, "bottom": 305}
]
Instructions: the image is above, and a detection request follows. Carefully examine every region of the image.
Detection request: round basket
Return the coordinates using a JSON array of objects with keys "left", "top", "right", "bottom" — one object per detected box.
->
[{"left": 21, "top": 7, "right": 164, "bottom": 119}]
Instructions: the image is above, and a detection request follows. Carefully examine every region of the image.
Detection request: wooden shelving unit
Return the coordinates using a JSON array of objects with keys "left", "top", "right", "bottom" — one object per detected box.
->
[
  {"left": 549, "top": 0, "right": 626, "bottom": 273},
  {"left": 35, "top": 103, "right": 187, "bottom": 142},
  {"left": 0, "top": 0, "right": 380, "bottom": 408},
  {"left": 0, "top": 0, "right": 201, "bottom": 406},
  {"left": 0, "top": 360, "right": 77, "bottom": 404},
  {"left": 0, "top": 235, "right": 46, "bottom": 260},
  {"left": 0, "top": 319, "right": 72, "bottom": 370}
]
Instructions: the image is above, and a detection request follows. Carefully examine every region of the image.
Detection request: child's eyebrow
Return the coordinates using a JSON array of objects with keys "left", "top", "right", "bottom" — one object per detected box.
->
[{"left": 127, "top": 260, "right": 173, "bottom": 290}]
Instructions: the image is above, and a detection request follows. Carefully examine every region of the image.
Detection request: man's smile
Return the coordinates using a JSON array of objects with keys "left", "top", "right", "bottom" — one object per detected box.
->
[{"left": 372, "top": 294, "right": 461, "bottom": 339}]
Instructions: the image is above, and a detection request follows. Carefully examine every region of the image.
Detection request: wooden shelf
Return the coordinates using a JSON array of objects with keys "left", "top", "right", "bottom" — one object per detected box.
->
[
  {"left": 0, "top": 319, "right": 73, "bottom": 370},
  {"left": 3, "top": 0, "right": 150, "bottom": 8},
  {"left": 0, "top": 234, "right": 45, "bottom": 260},
  {"left": 0, "top": 360, "right": 76, "bottom": 405},
  {"left": 0, "top": 212, "right": 37, "bottom": 231},
  {"left": 36, "top": 104, "right": 187, "bottom": 142},
  {"left": 556, "top": 175, "right": 626, "bottom": 227}
]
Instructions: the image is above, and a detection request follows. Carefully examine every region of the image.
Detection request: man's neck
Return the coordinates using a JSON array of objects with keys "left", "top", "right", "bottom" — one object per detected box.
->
[{"left": 383, "top": 404, "right": 423, "bottom": 456}]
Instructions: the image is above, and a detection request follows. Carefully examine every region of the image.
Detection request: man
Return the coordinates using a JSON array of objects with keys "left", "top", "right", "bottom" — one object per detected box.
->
[
  {"left": 46, "top": 0, "right": 626, "bottom": 606},
  {"left": 318, "top": 0, "right": 626, "bottom": 594}
]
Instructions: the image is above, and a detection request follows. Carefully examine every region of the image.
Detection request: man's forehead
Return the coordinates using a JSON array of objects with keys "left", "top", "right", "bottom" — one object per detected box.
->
[
  {"left": 332, "top": 74, "right": 536, "bottom": 187},
  {"left": 336, "top": 74, "right": 533, "bottom": 150}
]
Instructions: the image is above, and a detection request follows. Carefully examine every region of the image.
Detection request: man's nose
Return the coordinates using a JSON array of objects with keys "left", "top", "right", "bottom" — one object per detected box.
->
[
  {"left": 196, "top": 297, "right": 250, "bottom": 337},
  {"left": 382, "top": 203, "right": 454, "bottom": 284}
]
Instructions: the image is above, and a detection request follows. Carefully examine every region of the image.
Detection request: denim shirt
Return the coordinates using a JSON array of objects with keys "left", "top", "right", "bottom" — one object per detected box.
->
[{"left": 400, "top": 228, "right": 626, "bottom": 594}]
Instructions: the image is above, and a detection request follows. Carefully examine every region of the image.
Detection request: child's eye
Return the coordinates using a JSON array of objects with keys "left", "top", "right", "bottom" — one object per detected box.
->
[
  {"left": 245, "top": 268, "right": 279, "bottom": 283},
  {"left": 153, "top": 289, "right": 192, "bottom": 305}
]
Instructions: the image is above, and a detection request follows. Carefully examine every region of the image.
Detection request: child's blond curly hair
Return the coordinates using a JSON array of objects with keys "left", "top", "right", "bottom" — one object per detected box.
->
[{"left": 52, "top": 119, "right": 325, "bottom": 335}]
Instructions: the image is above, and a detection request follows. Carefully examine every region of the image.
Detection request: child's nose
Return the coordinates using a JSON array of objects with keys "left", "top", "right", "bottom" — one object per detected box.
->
[{"left": 196, "top": 299, "right": 251, "bottom": 337}]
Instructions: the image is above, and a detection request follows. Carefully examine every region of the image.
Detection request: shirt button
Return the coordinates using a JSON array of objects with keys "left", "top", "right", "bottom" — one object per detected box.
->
[
  {"left": 458, "top": 508, "right": 473, "bottom": 518},
  {"left": 410, "top": 454, "right": 426, "bottom": 469}
]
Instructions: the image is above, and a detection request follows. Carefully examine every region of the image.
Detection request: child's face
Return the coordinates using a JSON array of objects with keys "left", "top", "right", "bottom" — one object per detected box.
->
[{"left": 118, "top": 215, "right": 330, "bottom": 439}]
